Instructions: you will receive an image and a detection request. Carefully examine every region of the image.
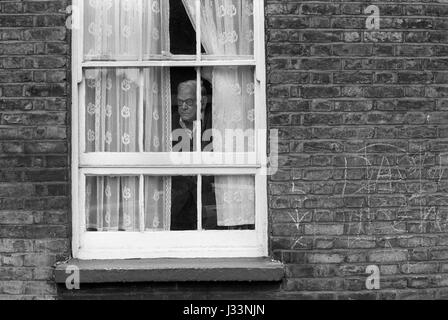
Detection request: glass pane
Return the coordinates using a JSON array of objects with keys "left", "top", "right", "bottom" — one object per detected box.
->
[
  {"left": 200, "top": 0, "right": 254, "bottom": 57},
  {"left": 202, "top": 175, "right": 255, "bottom": 230},
  {"left": 143, "top": 0, "right": 169, "bottom": 57},
  {"left": 86, "top": 176, "right": 140, "bottom": 232},
  {"left": 143, "top": 68, "right": 172, "bottom": 152},
  {"left": 209, "top": 66, "right": 255, "bottom": 153},
  {"left": 169, "top": 0, "right": 198, "bottom": 55},
  {"left": 86, "top": 175, "right": 255, "bottom": 232},
  {"left": 170, "top": 68, "right": 212, "bottom": 152},
  {"left": 144, "top": 176, "right": 171, "bottom": 231},
  {"left": 85, "top": 67, "right": 217, "bottom": 154},
  {"left": 84, "top": 0, "right": 142, "bottom": 60},
  {"left": 83, "top": 0, "right": 255, "bottom": 60},
  {"left": 170, "top": 176, "right": 198, "bottom": 231},
  {"left": 85, "top": 68, "right": 140, "bottom": 153}
]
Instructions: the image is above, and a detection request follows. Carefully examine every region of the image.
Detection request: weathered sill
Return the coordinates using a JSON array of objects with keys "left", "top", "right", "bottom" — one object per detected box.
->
[{"left": 54, "top": 258, "right": 285, "bottom": 283}]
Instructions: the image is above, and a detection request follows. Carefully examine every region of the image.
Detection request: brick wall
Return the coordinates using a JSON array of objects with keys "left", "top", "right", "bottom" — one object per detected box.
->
[
  {"left": 2, "top": 0, "right": 448, "bottom": 300},
  {"left": 0, "top": 0, "right": 70, "bottom": 299},
  {"left": 267, "top": 0, "right": 448, "bottom": 299}
]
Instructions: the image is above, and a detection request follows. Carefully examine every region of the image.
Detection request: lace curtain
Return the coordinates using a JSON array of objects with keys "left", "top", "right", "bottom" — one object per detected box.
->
[
  {"left": 84, "top": 0, "right": 172, "bottom": 231},
  {"left": 84, "top": 0, "right": 168, "bottom": 59},
  {"left": 182, "top": 0, "right": 256, "bottom": 226}
]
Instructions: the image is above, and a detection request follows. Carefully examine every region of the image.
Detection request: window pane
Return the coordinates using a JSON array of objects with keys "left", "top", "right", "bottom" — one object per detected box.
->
[
  {"left": 85, "top": 67, "right": 255, "bottom": 154},
  {"left": 192, "top": 0, "right": 254, "bottom": 57},
  {"left": 85, "top": 68, "right": 140, "bottom": 152},
  {"left": 144, "top": 176, "right": 171, "bottom": 231},
  {"left": 143, "top": 68, "right": 172, "bottom": 152},
  {"left": 145, "top": 175, "right": 199, "bottom": 232},
  {"left": 86, "top": 174, "right": 257, "bottom": 232},
  {"left": 86, "top": 176, "right": 140, "bottom": 231},
  {"left": 143, "top": 0, "right": 169, "bottom": 57},
  {"left": 84, "top": 0, "right": 143, "bottom": 60},
  {"left": 209, "top": 66, "right": 255, "bottom": 153},
  {"left": 170, "top": 67, "right": 255, "bottom": 154},
  {"left": 170, "top": 175, "right": 198, "bottom": 231},
  {"left": 170, "top": 68, "right": 201, "bottom": 152},
  {"left": 84, "top": 0, "right": 198, "bottom": 60},
  {"left": 83, "top": 0, "right": 254, "bottom": 60},
  {"left": 168, "top": 0, "right": 198, "bottom": 56},
  {"left": 202, "top": 175, "right": 255, "bottom": 230}
]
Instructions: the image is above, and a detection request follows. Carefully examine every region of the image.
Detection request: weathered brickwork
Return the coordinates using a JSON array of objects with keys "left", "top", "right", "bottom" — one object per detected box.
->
[
  {"left": 0, "top": 0, "right": 70, "bottom": 299},
  {"left": 2, "top": 0, "right": 448, "bottom": 299},
  {"left": 267, "top": 0, "right": 448, "bottom": 299}
]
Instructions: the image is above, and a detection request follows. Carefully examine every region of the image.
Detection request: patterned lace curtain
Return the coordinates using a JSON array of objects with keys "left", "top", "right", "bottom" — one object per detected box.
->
[
  {"left": 84, "top": 0, "right": 172, "bottom": 232},
  {"left": 182, "top": 0, "right": 256, "bottom": 226}
]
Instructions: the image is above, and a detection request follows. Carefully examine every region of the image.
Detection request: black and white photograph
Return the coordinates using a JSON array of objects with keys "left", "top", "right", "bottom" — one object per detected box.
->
[{"left": 1, "top": 0, "right": 448, "bottom": 306}]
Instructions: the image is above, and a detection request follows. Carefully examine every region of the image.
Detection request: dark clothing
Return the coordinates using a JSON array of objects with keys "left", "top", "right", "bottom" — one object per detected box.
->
[{"left": 170, "top": 104, "right": 217, "bottom": 230}]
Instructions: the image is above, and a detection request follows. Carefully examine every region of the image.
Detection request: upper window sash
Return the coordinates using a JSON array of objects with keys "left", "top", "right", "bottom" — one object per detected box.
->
[
  {"left": 79, "top": 0, "right": 257, "bottom": 62},
  {"left": 73, "top": 0, "right": 266, "bottom": 168},
  {"left": 73, "top": 0, "right": 262, "bottom": 82}
]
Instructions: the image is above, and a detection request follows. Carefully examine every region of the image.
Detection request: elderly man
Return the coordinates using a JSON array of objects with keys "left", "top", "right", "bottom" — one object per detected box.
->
[
  {"left": 172, "top": 80, "right": 211, "bottom": 152},
  {"left": 170, "top": 80, "right": 216, "bottom": 231}
]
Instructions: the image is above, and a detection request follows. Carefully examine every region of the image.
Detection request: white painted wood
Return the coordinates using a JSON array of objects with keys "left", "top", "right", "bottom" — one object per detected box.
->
[
  {"left": 71, "top": 0, "right": 82, "bottom": 258},
  {"left": 78, "top": 247, "right": 266, "bottom": 260},
  {"left": 80, "top": 167, "right": 259, "bottom": 176},
  {"left": 135, "top": 54, "right": 255, "bottom": 61},
  {"left": 202, "top": 55, "right": 254, "bottom": 61},
  {"left": 82, "top": 59, "right": 256, "bottom": 68},
  {"left": 78, "top": 230, "right": 263, "bottom": 259},
  {"left": 254, "top": 0, "right": 269, "bottom": 257},
  {"left": 80, "top": 152, "right": 259, "bottom": 167}
]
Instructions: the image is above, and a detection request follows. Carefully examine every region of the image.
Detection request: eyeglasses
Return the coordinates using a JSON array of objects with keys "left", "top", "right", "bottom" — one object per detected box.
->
[{"left": 178, "top": 99, "right": 195, "bottom": 107}]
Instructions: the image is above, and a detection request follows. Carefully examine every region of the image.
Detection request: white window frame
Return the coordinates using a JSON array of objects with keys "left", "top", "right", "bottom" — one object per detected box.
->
[{"left": 71, "top": 0, "right": 268, "bottom": 259}]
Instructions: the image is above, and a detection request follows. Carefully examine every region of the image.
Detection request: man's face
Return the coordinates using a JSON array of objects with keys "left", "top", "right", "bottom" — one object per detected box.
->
[{"left": 177, "top": 87, "right": 197, "bottom": 123}]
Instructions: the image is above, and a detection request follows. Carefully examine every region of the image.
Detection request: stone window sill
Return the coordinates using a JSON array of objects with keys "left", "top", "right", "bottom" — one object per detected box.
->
[{"left": 54, "top": 258, "right": 284, "bottom": 283}]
